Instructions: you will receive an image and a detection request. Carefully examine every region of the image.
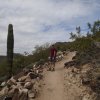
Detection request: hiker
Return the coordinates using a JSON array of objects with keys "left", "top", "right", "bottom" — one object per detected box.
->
[{"left": 49, "top": 45, "right": 57, "bottom": 71}]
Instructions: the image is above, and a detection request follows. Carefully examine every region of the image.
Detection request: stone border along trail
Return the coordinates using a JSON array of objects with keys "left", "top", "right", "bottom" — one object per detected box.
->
[{"left": 36, "top": 52, "right": 76, "bottom": 100}]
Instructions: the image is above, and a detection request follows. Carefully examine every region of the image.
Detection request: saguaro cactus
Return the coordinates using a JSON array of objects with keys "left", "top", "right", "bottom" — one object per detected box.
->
[{"left": 7, "top": 24, "right": 14, "bottom": 77}]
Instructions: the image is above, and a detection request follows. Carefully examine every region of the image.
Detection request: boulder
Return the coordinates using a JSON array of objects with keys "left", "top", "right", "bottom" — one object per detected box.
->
[
  {"left": 25, "top": 76, "right": 32, "bottom": 82},
  {"left": 19, "top": 89, "right": 28, "bottom": 100},
  {"left": 24, "top": 82, "right": 33, "bottom": 89},
  {"left": 33, "top": 81, "right": 40, "bottom": 94},
  {"left": 29, "top": 72, "right": 39, "bottom": 79},
  {"left": 28, "top": 90, "right": 35, "bottom": 99},
  {"left": 7, "top": 77, "right": 17, "bottom": 86},
  {"left": 64, "top": 60, "right": 77, "bottom": 68},
  {"left": 16, "top": 82, "right": 23, "bottom": 89},
  {"left": 8, "top": 85, "right": 17, "bottom": 95},
  {"left": 18, "top": 76, "right": 27, "bottom": 82},
  {"left": 12, "top": 88, "right": 19, "bottom": 100},
  {"left": 0, "top": 86, "right": 9, "bottom": 96},
  {"left": 23, "top": 68, "right": 30, "bottom": 74},
  {"left": 0, "top": 81, "right": 6, "bottom": 87}
]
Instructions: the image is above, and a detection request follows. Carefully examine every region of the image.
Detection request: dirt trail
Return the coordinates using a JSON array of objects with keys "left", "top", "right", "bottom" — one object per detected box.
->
[{"left": 36, "top": 52, "right": 76, "bottom": 100}]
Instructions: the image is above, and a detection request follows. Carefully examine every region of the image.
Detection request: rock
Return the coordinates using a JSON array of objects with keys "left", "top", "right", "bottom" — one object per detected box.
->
[
  {"left": 23, "top": 68, "right": 30, "bottom": 74},
  {"left": 64, "top": 60, "right": 78, "bottom": 68},
  {"left": 24, "top": 82, "right": 33, "bottom": 89},
  {"left": 0, "top": 61, "right": 43, "bottom": 100},
  {"left": 16, "top": 82, "right": 23, "bottom": 89},
  {"left": 72, "top": 56, "right": 77, "bottom": 60},
  {"left": 19, "top": 89, "right": 28, "bottom": 100},
  {"left": 28, "top": 90, "right": 35, "bottom": 99},
  {"left": 8, "top": 85, "right": 16, "bottom": 95},
  {"left": 18, "top": 76, "right": 27, "bottom": 82},
  {"left": 32, "top": 85, "right": 37, "bottom": 96},
  {"left": 0, "top": 86, "right": 9, "bottom": 96},
  {"left": 29, "top": 72, "right": 39, "bottom": 79},
  {"left": 12, "top": 88, "right": 19, "bottom": 100},
  {"left": 25, "top": 76, "right": 31, "bottom": 82},
  {"left": 7, "top": 77, "right": 17, "bottom": 86},
  {"left": 33, "top": 81, "right": 40, "bottom": 94},
  {"left": 39, "top": 69, "right": 43, "bottom": 73},
  {"left": 0, "top": 81, "right": 6, "bottom": 87}
]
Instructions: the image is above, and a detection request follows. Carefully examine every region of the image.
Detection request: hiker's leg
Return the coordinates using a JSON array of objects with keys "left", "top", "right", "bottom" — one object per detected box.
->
[
  {"left": 51, "top": 58, "right": 55, "bottom": 71},
  {"left": 50, "top": 57, "right": 54, "bottom": 70}
]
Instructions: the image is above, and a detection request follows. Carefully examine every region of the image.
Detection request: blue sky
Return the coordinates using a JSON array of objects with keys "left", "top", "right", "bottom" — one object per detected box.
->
[{"left": 0, "top": 0, "right": 100, "bottom": 55}]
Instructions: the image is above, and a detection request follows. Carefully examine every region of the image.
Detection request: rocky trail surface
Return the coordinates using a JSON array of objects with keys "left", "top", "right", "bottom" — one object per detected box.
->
[{"left": 36, "top": 52, "right": 96, "bottom": 100}]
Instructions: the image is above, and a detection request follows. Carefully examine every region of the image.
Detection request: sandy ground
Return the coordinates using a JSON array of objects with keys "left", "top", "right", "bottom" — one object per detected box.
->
[{"left": 36, "top": 52, "right": 76, "bottom": 100}]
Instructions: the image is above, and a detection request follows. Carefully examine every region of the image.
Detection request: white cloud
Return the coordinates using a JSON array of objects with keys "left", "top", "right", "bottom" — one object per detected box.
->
[{"left": 0, "top": 0, "right": 100, "bottom": 55}]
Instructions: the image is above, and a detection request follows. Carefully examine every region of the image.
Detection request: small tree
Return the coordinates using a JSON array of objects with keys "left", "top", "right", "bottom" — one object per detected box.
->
[
  {"left": 76, "top": 26, "right": 81, "bottom": 38},
  {"left": 7, "top": 24, "right": 14, "bottom": 77},
  {"left": 87, "top": 20, "right": 100, "bottom": 34},
  {"left": 69, "top": 32, "right": 77, "bottom": 40}
]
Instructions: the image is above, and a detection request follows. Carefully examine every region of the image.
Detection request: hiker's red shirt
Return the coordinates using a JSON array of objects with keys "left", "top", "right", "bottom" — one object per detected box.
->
[{"left": 50, "top": 48, "right": 57, "bottom": 57}]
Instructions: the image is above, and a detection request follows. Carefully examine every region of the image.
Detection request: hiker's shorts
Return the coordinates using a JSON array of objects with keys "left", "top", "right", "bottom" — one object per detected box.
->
[{"left": 50, "top": 56, "right": 56, "bottom": 62}]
